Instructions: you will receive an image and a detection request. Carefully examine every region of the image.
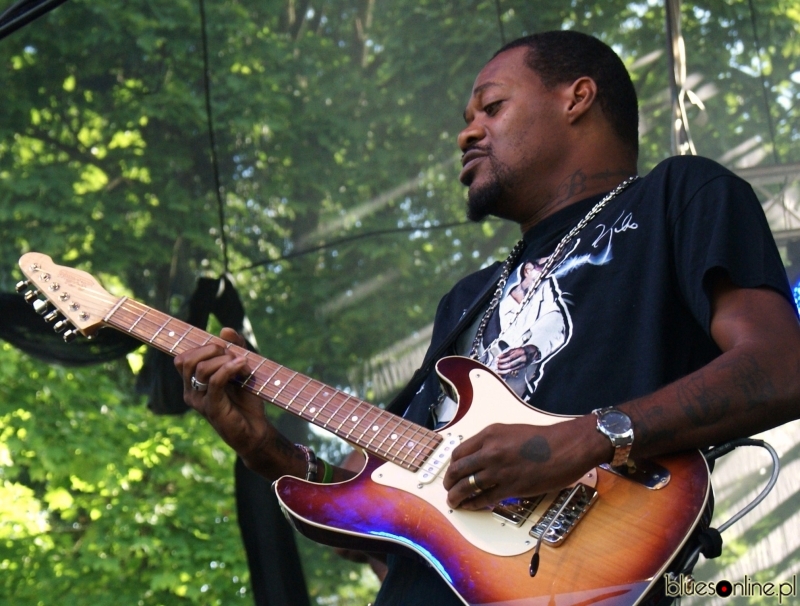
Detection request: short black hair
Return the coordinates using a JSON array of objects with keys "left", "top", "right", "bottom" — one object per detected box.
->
[{"left": 495, "top": 31, "right": 639, "bottom": 157}]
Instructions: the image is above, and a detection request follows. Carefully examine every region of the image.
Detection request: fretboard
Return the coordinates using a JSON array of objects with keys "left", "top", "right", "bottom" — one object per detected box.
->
[{"left": 104, "top": 297, "right": 441, "bottom": 471}]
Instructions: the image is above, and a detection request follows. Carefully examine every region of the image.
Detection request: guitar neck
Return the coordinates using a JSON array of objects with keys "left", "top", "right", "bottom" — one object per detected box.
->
[{"left": 105, "top": 297, "right": 440, "bottom": 471}]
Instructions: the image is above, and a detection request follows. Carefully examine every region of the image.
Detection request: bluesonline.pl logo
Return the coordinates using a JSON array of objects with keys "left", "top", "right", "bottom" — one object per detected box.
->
[{"left": 664, "top": 574, "right": 798, "bottom": 603}]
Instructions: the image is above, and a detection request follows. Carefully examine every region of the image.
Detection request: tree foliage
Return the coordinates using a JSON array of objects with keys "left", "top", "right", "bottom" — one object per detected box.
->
[{"left": 1, "top": 1, "right": 798, "bottom": 604}]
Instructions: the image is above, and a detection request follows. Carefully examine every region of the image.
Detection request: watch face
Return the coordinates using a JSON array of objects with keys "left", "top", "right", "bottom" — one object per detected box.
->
[{"left": 602, "top": 410, "right": 632, "bottom": 434}]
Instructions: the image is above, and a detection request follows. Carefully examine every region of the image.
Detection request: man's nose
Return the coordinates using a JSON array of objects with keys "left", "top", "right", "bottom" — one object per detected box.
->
[{"left": 457, "top": 119, "right": 485, "bottom": 151}]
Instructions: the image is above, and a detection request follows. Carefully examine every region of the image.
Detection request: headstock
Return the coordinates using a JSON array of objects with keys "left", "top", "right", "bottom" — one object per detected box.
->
[{"left": 17, "top": 252, "right": 118, "bottom": 342}]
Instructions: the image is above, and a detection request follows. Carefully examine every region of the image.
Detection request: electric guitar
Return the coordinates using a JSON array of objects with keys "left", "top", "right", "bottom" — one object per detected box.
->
[{"left": 18, "top": 252, "right": 710, "bottom": 606}]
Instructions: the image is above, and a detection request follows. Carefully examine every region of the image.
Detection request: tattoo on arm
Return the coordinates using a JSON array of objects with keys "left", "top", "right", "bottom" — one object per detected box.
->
[
  {"left": 272, "top": 433, "right": 299, "bottom": 460},
  {"left": 520, "top": 436, "right": 551, "bottom": 463},
  {"left": 632, "top": 403, "right": 676, "bottom": 446},
  {"left": 676, "top": 352, "right": 775, "bottom": 428}
]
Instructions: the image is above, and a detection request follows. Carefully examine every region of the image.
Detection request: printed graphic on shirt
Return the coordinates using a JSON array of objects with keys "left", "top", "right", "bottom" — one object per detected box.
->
[{"left": 476, "top": 209, "right": 638, "bottom": 402}]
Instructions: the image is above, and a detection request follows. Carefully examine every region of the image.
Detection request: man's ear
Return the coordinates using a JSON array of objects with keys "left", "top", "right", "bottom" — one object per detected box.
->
[{"left": 565, "top": 77, "right": 598, "bottom": 124}]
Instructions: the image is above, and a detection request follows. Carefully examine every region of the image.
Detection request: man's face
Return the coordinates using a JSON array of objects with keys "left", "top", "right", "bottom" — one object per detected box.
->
[{"left": 458, "top": 47, "right": 567, "bottom": 223}]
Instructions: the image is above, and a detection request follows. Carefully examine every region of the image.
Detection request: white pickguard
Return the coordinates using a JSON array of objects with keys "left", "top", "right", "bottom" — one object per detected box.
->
[{"left": 371, "top": 366, "right": 597, "bottom": 557}]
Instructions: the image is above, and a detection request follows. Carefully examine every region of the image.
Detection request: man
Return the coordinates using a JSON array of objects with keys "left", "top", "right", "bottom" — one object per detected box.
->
[{"left": 175, "top": 31, "right": 800, "bottom": 605}]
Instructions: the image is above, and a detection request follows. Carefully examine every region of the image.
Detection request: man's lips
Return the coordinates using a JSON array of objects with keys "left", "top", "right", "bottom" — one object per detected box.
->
[{"left": 459, "top": 149, "right": 488, "bottom": 183}]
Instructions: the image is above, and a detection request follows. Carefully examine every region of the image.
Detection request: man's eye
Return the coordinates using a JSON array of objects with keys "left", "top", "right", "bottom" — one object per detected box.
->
[{"left": 484, "top": 101, "right": 502, "bottom": 116}]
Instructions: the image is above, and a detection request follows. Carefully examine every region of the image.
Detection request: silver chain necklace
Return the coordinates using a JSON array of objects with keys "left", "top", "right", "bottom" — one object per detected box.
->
[{"left": 469, "top": 176, "right": 639, "bottom": 359}]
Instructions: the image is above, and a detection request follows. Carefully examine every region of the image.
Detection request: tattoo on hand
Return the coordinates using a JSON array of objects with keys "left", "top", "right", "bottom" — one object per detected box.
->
[{"left": 520, "top": 436, "right": 551, "bottom": 463}]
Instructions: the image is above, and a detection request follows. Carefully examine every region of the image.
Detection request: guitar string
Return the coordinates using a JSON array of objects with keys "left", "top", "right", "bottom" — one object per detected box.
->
[
  {"left": 30, "top": 278, "right": 442, "bottom": 467},
  {"left": 111, "top": 299, "right": 442, "bottom": 467}
]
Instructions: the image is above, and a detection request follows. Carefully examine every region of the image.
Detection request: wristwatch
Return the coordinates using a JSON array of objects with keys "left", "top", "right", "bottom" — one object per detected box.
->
[{"left": 592, "top": 407, "right": 634, "bottom": 467}]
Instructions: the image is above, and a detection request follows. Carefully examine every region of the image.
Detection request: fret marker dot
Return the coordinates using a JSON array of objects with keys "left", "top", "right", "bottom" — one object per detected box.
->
[
  {"left": 406, "top": 441, "right": 415, "bottom": 448},
  {"left": 168, "top": 331, "right": 175, "bottom": 337},
  {"left": 391, "top": 434, "right": 398, "bottom": 440},
  {"left": 310, "top": 407, "right": 316, "bottom": 413},
  {"left": 351, "top": 415, "right": 358, "bottom": 422},
  {"left": 372, "top": 425, "right": 379, "bottom": 431},
  {"left": 323, "top": 391, "right": 329, "bottom": 397},
  {"left": 274, "top": 380, "right": 281, "bottom": 386}
]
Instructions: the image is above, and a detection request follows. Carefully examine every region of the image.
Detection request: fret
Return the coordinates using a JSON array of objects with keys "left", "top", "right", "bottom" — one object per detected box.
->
[
  {"left": 242, "top": 358, "right": 267, "bottom": 389},
  {"left": 372, "top": 415, "right": 406, "bottom": 460},
  {"left": 354, "top": 407, "right": 384, "bottom": 444},
  {"left": 297, "top": 382, "right": 327, "bottom": 416},
  {"left": 169, "top": 325, "right": 193, "bottom": 353},
  {"left": 103, "top": 296, "right": 128, "bottom": 322},
  {"left": 271, "top": 370, "right": 299, "bottom": 406},
  {"left": 339, "top": 401, "right": 368, "bottom": 438},
  {"left": 322, "top": 394, "right": 353, "bottom": 429},
  {"left": 285, "top": 376, "right": 313, "bottom": 410},
  {"left": 301, "top": 387, "right": 336, "bottom": 421},
  {"left": 254, "top": 364, "right": 281, "bottom": 397},
  {"left": 358, "top": 409, "right": 394, "bottom": 449},
  {"left": 388, "top": 425, "right": 417, "bottom": 464},
  {"left": 396, "top": 425, "right": 436, "bottom": 467},
  {"left": 199, "top": 333, "right": 214, "bottom": 346},
  {"left": 148, "top": 317, "right": 172, "bottom": 344},
  {"left": 127, "top": 307, "right": 148, "bottom": 333}
]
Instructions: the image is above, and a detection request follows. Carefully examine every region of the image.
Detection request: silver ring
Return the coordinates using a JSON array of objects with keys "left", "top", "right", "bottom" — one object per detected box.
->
[
  {"left": 191, "top": 376, "right": 208, "bottom": 392},
  {"left": 468, "top": 474, "right": 483, "bottom": 495}
]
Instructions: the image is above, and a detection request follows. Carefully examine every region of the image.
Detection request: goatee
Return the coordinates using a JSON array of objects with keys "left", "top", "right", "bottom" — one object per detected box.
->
[{"left": 467, "top": 178, "right": 504, "bottom": 222}]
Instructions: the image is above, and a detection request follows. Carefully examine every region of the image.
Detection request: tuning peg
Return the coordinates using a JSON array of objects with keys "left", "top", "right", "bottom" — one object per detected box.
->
[
  {"left": 54, "top": 320, "right": 71, "bottom": 333},
  {"left": 44, "top": 310, "right": 60, "bottom": 323},
  {"left": 15, "top": 280, "right": 30, "bottom": 293},
  {"left": 33, "top": 299, "right": 50, "bottom": 315},
  {"left": 23, "top": 290, "right": 39, "bottom": 303},
  {"left": 63, "top": 329, "right": 80, "bottom": 343}
]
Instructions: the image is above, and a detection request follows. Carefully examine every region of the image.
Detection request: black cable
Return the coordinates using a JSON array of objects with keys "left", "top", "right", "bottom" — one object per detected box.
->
[
  {"left": 0, "top": 0, "right": 68, "bottom": 41},
  {"left": 746, "top": 0, "right": 780, "bottom": 165},
  {"left": 238, "top": 219, "right": 490, "bottom": 270},
  {"left": 198, "top": 0, "right": 230, "bottom": 273},
  {"left": 493, "top": 0, "right": 506, "bottom": 46}
]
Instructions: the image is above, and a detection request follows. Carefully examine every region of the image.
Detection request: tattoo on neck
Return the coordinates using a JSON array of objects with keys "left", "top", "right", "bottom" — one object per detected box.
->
[
  {"left": 554, "top": 168, "right": 634, "bottom": 206},
  {"left": 554, "top": 170, "right": 587, "bottom": 204},
  {"left": 590, "top": 168, "right": 635, "bottom": 182},
  {"left": 520, "top": 435, "right": 551, "bottom": 463}
]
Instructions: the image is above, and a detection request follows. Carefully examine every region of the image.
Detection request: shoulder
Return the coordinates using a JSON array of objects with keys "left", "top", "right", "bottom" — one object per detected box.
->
[
  {"left": 644, "top": 155, "right": 744, "bottom": 186},
  {"left": 638, "top": 155, "right": 757, "bottom": 219}
]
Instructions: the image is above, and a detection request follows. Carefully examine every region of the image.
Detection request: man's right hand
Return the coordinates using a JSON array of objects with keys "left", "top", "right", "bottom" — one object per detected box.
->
[{"left": 173, "top": 327, "right": 304, "bottom": 480}]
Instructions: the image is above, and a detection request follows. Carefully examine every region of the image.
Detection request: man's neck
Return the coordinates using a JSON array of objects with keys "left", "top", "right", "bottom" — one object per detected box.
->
[{"left": 519, "top": 166, "right": 637, "bottom": 234}]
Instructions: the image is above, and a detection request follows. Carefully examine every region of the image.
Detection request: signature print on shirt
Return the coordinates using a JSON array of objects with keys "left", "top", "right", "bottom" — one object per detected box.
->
[{"left": 477, "top": 210, "right": 638, "bottom": 402}]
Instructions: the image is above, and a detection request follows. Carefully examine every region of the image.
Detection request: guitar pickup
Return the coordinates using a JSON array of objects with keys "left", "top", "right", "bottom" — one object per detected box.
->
[
  {"left": 529, "top": 483, "right": 597, "bottom": 546},
  {"left": 492, "top": 495, "right": 545, "bottom": 527},
  {"left": 417, "top": 434, "right": 461, "bottom": 484}
]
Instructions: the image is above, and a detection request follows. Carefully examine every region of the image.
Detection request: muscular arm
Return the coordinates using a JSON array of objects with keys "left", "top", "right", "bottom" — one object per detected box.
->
[
  {"left": 624, "top": 274, "right": 800, "bottom": 457},
  {"left": 444, "top": 275, "right": 800, "bottom": 509}
]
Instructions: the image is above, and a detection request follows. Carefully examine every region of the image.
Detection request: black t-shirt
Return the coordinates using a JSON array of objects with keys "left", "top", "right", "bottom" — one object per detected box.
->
[{"left": 375, "top": 155, "right": 793, "bottom": 606}]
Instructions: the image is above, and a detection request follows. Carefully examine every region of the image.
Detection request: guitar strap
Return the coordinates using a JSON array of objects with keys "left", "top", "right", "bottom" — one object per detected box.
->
[{"left": 385, "top": 260, "right": 510, "bottom": 418}]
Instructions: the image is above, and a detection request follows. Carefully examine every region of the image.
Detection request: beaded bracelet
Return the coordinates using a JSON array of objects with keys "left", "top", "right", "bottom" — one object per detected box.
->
[{"left": 295, "top": 444, "right": 318, "bottom": 481}]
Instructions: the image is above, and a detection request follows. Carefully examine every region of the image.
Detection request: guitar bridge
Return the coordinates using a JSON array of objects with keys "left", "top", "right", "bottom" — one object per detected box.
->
[
  {"left": 528, "top": 483, "right": 597, "bottom": 546},
  {"left": 491, "top": 495, "right": 545, "bottom": 527}
]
